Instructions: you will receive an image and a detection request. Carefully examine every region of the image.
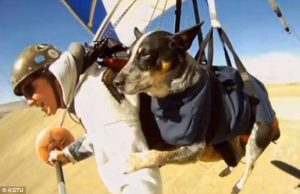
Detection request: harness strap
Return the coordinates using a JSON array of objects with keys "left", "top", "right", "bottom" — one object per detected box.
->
[
  {"left": 196, "top": 26, "right": 259, "bottom": 166},
  {"left": 216, "top": 29, "right": 247, "bottom": 73},
  {"left": 196, "top": 27, "right": 212, "bottom": 65},
  {"left": 174, "top": 0, "right": 182, "bottom": 33},
  {"left": 197, "top": 27, "right": 259, "bottom": 104},
  {"left": 192, "top": 0, "right": 204, "bottom": 47},
  {"left": 217, "top": 28, "right": 232, "bottom": 67},
  {"left": 205, "top": 0, "right": 257, "bottom": 101},
  {"left": 195, "top": 29, "right": 213, "bottom": 67},
  {"left": 217, "top": 28, "right": 259, "bottom": 102}
]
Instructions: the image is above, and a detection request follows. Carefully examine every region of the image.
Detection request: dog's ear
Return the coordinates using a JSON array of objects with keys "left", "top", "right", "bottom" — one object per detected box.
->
[
  {"left": 170, "top": 22, "right": 204, "bottom": 50},
  {"left": 134, "top": 27, "right": 143, "bottom": 39}
]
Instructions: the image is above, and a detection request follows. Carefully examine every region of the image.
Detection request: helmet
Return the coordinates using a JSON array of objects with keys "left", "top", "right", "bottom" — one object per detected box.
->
[{"left": 11, "top": 44, "right": 61, "bottom": 96}]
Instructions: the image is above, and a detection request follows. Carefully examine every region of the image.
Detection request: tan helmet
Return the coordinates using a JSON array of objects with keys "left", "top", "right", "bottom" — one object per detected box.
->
[{"left": 11, "top": 44, "right": 61, "bottom": 96}]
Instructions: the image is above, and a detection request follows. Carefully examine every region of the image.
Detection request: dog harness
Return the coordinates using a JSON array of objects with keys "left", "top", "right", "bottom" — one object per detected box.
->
[
  {"left": 151, "top": 72, "right": 211, "bottom": 145},
  {"left": 151, "top": 66, "right": 275, "bottom": 146}
]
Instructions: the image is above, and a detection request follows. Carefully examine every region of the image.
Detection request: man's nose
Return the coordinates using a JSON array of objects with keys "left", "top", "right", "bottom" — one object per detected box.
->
[{"left": 27, "top": 99, "right": 35, "bottom": 106}]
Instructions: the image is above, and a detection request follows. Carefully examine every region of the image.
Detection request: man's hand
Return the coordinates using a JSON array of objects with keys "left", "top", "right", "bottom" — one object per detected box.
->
[{"left": 48, "top": 150, "right": 70, "bottom": 166}]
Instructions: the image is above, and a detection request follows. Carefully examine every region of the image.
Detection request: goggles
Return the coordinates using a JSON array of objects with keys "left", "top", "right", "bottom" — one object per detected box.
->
[{"left": 22, "top": 81, "right": 36, "bottom": 99}]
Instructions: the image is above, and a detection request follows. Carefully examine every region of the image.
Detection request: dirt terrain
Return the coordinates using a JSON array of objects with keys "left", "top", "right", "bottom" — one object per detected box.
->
[{"left": 0, "top": 84, "right": 299, "bottom": 194}]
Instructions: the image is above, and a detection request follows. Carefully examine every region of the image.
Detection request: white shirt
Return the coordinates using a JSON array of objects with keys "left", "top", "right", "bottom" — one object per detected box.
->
[{"left": 50, "top": 51, "right": 162, "bottom": 194}]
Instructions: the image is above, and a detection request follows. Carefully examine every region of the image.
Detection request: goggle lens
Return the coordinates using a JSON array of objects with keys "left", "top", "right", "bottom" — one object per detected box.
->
[{"left": 22, "top": 82, "right": 36, "bottom": 99}]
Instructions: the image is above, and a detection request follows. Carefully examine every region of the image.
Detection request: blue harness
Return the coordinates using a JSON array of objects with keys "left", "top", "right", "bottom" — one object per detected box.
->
[{"left": 151, "top": 66, "right": 275, "bottom": 146}]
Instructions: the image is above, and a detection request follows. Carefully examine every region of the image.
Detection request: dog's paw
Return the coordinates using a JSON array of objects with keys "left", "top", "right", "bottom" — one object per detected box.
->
[
  {"left": 124, "top": 151, "right": 152, "bottom": 174},
  {"left": 219, "top": 166, "right": 234, "bottom": 177},
  {"left": 231, "top": 186, "right": 241, "bottom": 194},
  {"left": 231, "top": 182, "right": 242, "bottom": 194}
]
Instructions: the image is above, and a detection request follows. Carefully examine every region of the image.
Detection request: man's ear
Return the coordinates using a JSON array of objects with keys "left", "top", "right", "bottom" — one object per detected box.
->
[
  {"left": 134, "top": 27, "right": 143, "bottom": 39},
  {"left": 170, "top": 22, "right": 204, "bottom": 50}
]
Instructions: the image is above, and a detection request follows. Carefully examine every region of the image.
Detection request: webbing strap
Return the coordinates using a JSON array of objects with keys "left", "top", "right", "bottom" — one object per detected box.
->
[
  {"left": 197, "top": 28, "right": 212, "bottom": 66},
  {"left": 197, "top": 27, "right": 259, "bottom": 101},
  {"left": 192, "top": 0, "right": 204, "bottom": 46},
  {"left": 217, "top": 28, "right": 232, "bottom": 67},
  {"left": 217, "top": 29, "right": 247, "bottom": 73},
  {"left": 174, "top": 0, "right": 182, "bottom": 33},
  {"left": 216, "top": 28, "right": 258, "bottom": 101}
]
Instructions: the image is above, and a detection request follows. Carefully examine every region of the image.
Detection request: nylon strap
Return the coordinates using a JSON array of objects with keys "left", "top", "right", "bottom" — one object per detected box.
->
[
  {"left": 197, "top": 27, "right": 259, "bottom": 101},
  {"left": 216, "top": 29, "right": 247, "bottom": 73},
  {"left": 174, "top": 0, "right": 182, "bottom": 33},
  {"left": 196, "top": 27, "right": 212, "bottom": 65},
  {"left": 192, "top": 0, "right": 204, "bottom": 46},
  {"left": 217, "top": 28, "right": 232, "bottom": 67},
  {"left": 216, "top": 28, "right": 258, "bottom": 100}
]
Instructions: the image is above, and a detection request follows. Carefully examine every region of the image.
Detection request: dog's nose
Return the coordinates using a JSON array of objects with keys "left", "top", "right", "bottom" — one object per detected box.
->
[{"left": 113, "top": 75, "right": 125, "bottom": 90}]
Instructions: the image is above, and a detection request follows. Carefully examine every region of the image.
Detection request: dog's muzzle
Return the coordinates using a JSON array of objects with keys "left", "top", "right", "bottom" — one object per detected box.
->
[{"left": 113, "top": 73, "right": 126, "bottom": 91}]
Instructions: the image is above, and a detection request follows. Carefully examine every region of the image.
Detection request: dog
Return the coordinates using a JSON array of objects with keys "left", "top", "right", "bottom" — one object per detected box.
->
[{"left": 114, "top": 24, "right": 280, "bottom": 194}]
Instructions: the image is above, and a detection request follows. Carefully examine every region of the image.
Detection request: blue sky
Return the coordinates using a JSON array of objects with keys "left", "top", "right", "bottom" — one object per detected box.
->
[
  {"left": 0, "top": 0, "right": 300, "bottom": 104},
  {"left": 0, "top": 0, "right": 92, "bottom": 103}
]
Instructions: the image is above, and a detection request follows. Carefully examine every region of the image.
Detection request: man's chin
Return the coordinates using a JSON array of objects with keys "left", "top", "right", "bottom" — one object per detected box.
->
[{"left": 44, "top": 107, "right": 56, "bottom": 116}]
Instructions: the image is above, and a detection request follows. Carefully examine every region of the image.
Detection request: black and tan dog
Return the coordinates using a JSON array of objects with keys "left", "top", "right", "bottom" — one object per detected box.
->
[{"left": 114, "top": 24, "right": 280, "bottom": 194}]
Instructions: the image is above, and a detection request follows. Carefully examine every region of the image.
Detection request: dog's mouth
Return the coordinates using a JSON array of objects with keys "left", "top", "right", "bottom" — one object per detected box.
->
[{"left": 125, "top": 79, "right": 152, "bottom": 94}]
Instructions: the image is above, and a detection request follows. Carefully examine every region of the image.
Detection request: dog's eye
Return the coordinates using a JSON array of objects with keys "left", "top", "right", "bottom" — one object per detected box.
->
[
  {"left": 141, "top": 53, "right": 151, "bottom": 60},
  {"left": 139, "top": 48, "right": 151, "bottom": 59}
]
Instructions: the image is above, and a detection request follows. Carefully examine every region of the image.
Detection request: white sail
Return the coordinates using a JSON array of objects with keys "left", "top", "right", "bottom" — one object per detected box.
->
[
  {"left": 102, "top": 1, "right": 173, "bottom": 42},
  {"left": 61, "top": 0, "right": 189, "bottom": 45}
]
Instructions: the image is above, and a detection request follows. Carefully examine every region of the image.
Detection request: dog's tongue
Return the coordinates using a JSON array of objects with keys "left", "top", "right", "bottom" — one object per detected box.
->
[{"left": 103, "top": 58, "right": 128, "bottom": 72}]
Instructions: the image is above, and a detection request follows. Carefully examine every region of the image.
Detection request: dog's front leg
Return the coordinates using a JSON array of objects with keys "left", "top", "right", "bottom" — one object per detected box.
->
[{"left": 125, "top": 142, "right": 206, "bottom": 173}]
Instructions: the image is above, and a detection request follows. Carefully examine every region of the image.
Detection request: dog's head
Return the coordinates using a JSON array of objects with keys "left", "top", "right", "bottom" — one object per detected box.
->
[{"left": 114, "top": 23, "right": 203, "bottom": 97}]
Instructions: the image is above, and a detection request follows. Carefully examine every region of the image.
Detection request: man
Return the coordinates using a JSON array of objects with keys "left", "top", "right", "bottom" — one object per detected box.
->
[{"left": 11, "top": 42, "right": 162, "bottom": 194}]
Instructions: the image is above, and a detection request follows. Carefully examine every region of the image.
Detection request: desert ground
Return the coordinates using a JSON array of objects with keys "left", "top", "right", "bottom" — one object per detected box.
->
[{"left": 0, "top": 84, "right": 299, "bottom": 194}]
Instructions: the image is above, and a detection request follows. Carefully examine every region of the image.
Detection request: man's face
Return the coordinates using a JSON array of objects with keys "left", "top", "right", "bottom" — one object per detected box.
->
[{"left": 21, "top": 76, "right": 59, "bottom": 115}]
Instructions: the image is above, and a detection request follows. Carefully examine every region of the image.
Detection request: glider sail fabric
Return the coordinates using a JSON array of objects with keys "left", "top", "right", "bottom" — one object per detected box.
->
[
  {"left": 61, "top": 0, "right": 118, "bottom": 39},
  {"left": 61, "top": 0, "right": 186, "bottom": 45}
]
